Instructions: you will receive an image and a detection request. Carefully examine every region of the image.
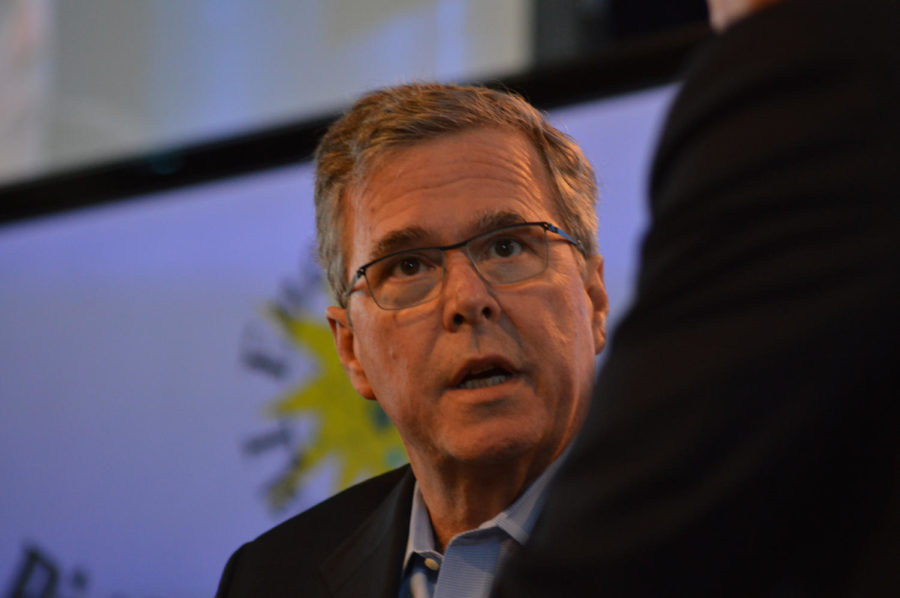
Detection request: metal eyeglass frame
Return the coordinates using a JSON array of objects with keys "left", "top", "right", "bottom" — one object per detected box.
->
[{"left": 342, "top": 221, "right": 586, "bottom": 310}]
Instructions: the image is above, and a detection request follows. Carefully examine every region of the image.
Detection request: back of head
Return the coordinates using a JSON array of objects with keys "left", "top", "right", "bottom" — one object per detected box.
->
[{"left": 314, "top": 82, "right": 599, "bottom": 306}]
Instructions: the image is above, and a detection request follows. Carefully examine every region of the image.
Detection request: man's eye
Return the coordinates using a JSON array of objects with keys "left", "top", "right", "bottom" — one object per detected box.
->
[
  {"left": 398, "top": 258, "right": 422, "bottom": 275},
  {"left": 491, "top": 238, "right": 523, "bottom": 258},
  {"left": 387, "top": 255, "right": 433, "bottom": 278}
]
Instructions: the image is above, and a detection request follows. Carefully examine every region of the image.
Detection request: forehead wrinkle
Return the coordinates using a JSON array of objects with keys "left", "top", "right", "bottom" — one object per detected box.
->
[
  {"left": 374, "top": 134, "right": 542, "bottom": 200},
  {"left": 361, "top": 164, "right": 547, "bottom": 238},
  {"left": 413, "top": 152, "right": 537, "bottom": 195},
  {"left": 378, "top": 168, "right": 537, "bottom": 206}
]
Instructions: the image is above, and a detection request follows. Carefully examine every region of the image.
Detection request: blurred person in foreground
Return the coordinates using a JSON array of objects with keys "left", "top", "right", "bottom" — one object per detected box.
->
[
  {"left": 216, "top": 83, "right": 610, "bottom": 597},
  {"left": 493, "top": 0, "right": 899, "bottom": 596}
]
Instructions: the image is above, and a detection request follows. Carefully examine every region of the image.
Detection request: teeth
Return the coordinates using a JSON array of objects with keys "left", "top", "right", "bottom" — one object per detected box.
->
[{"left": 458, "top": 373, "right": 510, "bottom": 390}]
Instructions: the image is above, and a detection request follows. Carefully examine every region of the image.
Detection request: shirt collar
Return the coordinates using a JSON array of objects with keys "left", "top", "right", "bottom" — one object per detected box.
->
[{"left": 402, "top": 448, "right": 571, "bottom": 569}]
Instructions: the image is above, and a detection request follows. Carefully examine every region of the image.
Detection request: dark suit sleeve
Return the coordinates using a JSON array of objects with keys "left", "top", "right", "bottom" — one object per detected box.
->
[{"left": 494, "top": 0, "right": 900, "bottom": 596}]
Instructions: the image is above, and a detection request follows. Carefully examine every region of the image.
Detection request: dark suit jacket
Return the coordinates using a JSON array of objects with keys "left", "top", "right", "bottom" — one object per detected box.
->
[
  {"left": 494, "top": 0, "right": 899, "bottom": 596},
  {"left": 216, "top": 466, "right": 414, "bottom": 598}
]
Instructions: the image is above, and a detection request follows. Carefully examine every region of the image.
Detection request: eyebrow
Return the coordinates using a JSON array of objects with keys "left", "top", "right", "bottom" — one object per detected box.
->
[
  {"left": 368, "top": 209, "right": 529, "bottom": 262},
  {"left": 473, "top": 210, "right": 527, "bottom": 231},
  {"left": 369, "top": 227, "right": 431, "bottom": 262}
]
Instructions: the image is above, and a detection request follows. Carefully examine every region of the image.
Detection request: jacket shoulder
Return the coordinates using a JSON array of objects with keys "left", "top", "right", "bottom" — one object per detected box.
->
[
  {"left": 216, "top": 465, "right": 413, "bottom": 598},
  {"left": 254, "top": 464, "right": 411, "bottom": 550}
]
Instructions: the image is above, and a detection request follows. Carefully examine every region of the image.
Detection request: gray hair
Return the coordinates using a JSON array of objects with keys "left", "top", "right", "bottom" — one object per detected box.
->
[{"left": 314, "top": 82, "right": 599, "bottom": 307}]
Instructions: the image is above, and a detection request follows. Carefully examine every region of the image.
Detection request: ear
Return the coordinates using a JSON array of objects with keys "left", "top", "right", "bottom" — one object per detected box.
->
[
  {"left": 326, "top": 305, "right": 376, "bottom": 400},
  {"left": 585, "top": 254, "right": 609, "bottom": 355}
]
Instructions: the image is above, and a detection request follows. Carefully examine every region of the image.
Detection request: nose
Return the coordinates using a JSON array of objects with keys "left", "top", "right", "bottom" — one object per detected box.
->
[{"left": 440, "top": 250, "right": 501, "bottom": 331}]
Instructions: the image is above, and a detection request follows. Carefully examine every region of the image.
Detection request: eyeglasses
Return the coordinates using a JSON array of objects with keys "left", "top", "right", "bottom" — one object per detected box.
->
[{"left": 344, "top": 221, "right": 585, "bottom": 310}]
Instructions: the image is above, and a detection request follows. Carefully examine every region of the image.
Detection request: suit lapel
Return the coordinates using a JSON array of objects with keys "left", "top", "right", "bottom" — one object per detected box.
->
[{"left": 320, "top": 467, "right": 415, "bottom": 598}]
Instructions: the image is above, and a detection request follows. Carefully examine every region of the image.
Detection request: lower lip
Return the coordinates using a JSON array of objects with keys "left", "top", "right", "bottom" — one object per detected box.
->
[{"left": 449, "top": 373, "right": 519, "bottom": 398}]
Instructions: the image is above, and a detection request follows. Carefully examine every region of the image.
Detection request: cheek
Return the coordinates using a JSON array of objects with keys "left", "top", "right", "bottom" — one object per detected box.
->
[
  {"left": 544, "top": 278, "right": 593, "bottom": 335},
  {"left": 534, "top": 282, "right": 596, "bottom": 379},
  {"left": 545, "top": 286, "right": 598, "bottom": 411},
  {"left": 354, "top": 316, "right": 417, "bottom": 398}
]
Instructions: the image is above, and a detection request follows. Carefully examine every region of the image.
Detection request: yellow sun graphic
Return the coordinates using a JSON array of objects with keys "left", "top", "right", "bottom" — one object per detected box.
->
[{"left": 260, "top": 303, "right": 407, "bottom": 511}]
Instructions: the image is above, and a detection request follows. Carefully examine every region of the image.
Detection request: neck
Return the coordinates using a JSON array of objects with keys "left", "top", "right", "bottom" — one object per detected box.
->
[{"left": 410, "top": 452, "right": 556, "bottom": 552}]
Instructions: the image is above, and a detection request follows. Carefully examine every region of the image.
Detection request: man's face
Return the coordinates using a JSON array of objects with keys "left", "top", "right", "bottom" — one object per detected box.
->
[{"left": 327, "top": 127, "right": 608, "bottom": 479}]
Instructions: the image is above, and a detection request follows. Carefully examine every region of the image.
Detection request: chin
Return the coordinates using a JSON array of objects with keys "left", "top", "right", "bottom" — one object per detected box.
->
[{"left": 446, "top": 428, "right": 542, "bottom": 467}]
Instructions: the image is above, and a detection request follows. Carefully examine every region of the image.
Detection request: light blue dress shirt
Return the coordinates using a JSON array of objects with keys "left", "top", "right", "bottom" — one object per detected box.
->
[{"left": 398, "top": 454, "right": 567, "bottom": 598}]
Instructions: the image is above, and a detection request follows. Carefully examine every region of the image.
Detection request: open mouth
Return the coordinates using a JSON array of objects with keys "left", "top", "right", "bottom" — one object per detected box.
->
[{"left": 456, "top": 366, "right": 513, "bottom": 390}]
